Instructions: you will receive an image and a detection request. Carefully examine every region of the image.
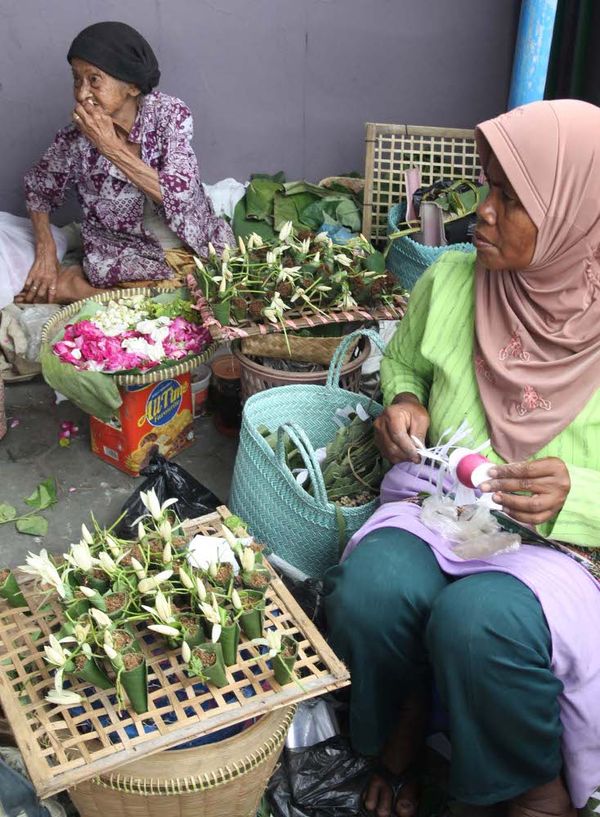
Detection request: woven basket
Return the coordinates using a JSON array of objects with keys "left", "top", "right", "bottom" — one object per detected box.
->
[
  {"left": 40, "top": 288, "right": 218, "bottom": 386},
  {"left": 68, "top": 705, "right": 294, "bottom": 817},
  {"left": 386, "top": 203, "right": 474, "bottom": 291},
  {"left": 240, "top": 332, "right": 360, "bottom": 366},
  {"left": 230, "top": 328, "right": 385, "bottom": 577},
  {"left": 233, "top": 338, "right": 369, "bottom": 402},
  {"left": 363, "top": 123, "right": 480, "bottom": 244}
]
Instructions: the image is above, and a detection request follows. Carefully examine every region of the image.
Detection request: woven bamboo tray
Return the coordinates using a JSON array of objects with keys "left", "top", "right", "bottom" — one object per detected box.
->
[
  {"left": 363, "top": 123, "right": 481, "bottom": 244},
  {"left": 40, "top": 287, "right": 218, "bottom": 386},
  {"left": 195, "top": 291, "right": 405, "bottom": 343},
  {"left": 0, "top": 507, "right": 349, "bottom": 798}
]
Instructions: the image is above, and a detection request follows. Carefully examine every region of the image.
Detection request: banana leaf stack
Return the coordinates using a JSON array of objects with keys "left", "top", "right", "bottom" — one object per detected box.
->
[{"left": 259, "top": 408, "right": 388, "bottom": 507}]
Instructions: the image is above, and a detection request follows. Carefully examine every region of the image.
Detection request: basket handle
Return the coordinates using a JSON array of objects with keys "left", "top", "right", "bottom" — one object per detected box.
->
[
  {"left": 275, "top": 422, "right": 329, "bottom": 508},
  {"left": 327, "top": 328, "right": 387, "bottom": 390}
]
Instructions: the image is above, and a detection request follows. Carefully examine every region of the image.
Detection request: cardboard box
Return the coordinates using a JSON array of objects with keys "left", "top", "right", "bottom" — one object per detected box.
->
[{"left": 90, "top": 373, "right": 194, "bottom": 475}]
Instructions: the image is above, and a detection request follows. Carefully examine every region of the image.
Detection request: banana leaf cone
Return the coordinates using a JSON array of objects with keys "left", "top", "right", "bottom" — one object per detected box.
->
[
  {"left": 238, "top": 590, "right": 265, "bottom": 639},
  {"left": 219, "top": 621, "right": 240, "bottom": 666},
  {"left": 212, "top": 300, "right": 231, "bottom": 326},
  {"left": 71, "top": 654, "right": 113, "bottom": 690},
  {"left": 119, "top": 653, "right": 148, "bottom": 714},
  {"left": 112, "top": 626, "right": 140, "bottom": 655},
  {"left": 104, "top": 591, "right": 129, "bottom": 620},
  {"left": 272, "top": 636, "right": 298, "bottom": 686},
  {"left": 192, "top": 643, "right": 228, "bottom": 688},
  {"left": 180, "top": 614, "right": 205, "bottom": 649},
  {"left": 85, "top": 574, "right": 110, "bottom": 595},
  {"left": 242, "top": 568, "right": 271, "bottom": 594},
  {"left": 0, "top": 570, "right": 26, "bottom": 608}
]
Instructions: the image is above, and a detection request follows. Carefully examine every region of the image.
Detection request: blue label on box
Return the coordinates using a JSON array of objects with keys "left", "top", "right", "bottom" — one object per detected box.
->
[{"left": 145, "top": 379, "right": 183, "bottom": 426}]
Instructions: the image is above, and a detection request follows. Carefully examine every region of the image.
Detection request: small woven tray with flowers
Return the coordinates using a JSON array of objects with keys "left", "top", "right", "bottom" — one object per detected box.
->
[
  {"left": 0, "top": 501, "right": 349, "bottom": 797},
  {"left": 188, "top": 225, "right": 406, "bottom": 342}
]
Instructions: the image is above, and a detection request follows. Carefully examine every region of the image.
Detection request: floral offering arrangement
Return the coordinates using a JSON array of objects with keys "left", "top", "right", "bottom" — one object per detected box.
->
[
  {"left": 191, "top": 222, "right": 404, "bottom": 329},
  {"left": 52, "top": 294, "right": 211, "bottom": 374},
  {"left": 0, "top": 493, "right": 298, "bottom": 715}
]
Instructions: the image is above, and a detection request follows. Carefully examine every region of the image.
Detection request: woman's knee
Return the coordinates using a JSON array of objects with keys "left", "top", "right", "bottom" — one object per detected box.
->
[
  {"left": 426, "top": 572, "right": 551, "bottom": 671},
  {"left": 324, "top": 528, "right": 446, "bottom": 634}
]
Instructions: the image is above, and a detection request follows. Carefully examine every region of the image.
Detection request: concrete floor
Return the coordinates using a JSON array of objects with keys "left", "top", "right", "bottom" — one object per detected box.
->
[{"left": 0, "top": 377, "right": 237, "bottom": 567}]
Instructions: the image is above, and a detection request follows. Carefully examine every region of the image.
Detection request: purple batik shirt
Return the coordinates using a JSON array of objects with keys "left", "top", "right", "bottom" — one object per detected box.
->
[{"left": 24, "top": 91, "right": 234, "bottom": 287}]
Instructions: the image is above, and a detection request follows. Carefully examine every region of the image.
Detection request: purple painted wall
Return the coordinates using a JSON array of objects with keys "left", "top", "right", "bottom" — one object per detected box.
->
[{"left": 0, "top": 0, "right": 519, "bottom": 218}]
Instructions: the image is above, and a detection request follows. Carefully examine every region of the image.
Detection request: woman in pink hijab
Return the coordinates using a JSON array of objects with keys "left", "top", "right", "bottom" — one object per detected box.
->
[{"left": 325, "top": 99, "right": 600, "bottom": 817}]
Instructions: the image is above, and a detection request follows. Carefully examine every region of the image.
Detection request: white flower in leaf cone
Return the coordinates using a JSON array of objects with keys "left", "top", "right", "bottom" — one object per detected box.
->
[
  {"left": 195, "top": 577, "right": 207, "bottom": 602},
  {"left": 278, "top": 221, "right": 293, "bottom": 242},
  {"left": 240, "top": 547, "right": 255, "bottom": 573},
  {"left": 46, "top": 688, "right": 83, "bottom": 707},
  {"left": 231, "top": 589, "right": 242, "bottom": 612},
  {"left": 97, "top": 551, "right": 119, "bottom": 575},
  {"left": 179, "top": 566, "right": 194, "bottom": 590},
  {"left": 20, "top": 549, "right": 66, "bottom": 599},
  {"left": 78, "top": 585, "right": 98, "bottom": 599},
  {"left": 81, "top": 523, "right": 94, "bottom": 546},
  {"left": 334, "top": 253, "right": 352, "bottom": 268},
  {"left": 211, "top": 623, "right": 222, "bottom": 644},
  {"left": 252, "top": 630, "right": 282, "bottom": 658},
  {"left": 103, "top": 643, "right": 119, "bottom": 661},
  {"left": 44, "top": 635, "right": 71, "bottom": 668},
  {"left": 339, "top": 290, "right": 358, "bottom": 311},
  {"left": 162, "top": 542, "right": 173, "bottom": 566},
  {"left": 155, "top": 590, "right": 174, "bottom": 624},
  {"left": 159, "top": 519, "right": 172, "bottom": 543},
  {"left": 148, "top": 623, "right": 181, "bottom": 638},
  {"left": 130, "top": 557, "right": 146, "bottom": 580},
  {"left": 139, "top": 489, "right": 178, "bottom": 522},
  {"left": 105, "top": 534, "right": 122, "bottom": 558},
  {"left": 181, "top": 641, "right": 192, "bottom": 664},
  {"left": 66, "top": 541, "right": 94, "bottom": 573},
  {"left": 90, "top": 608, "right": 112, "bottom": 629}
]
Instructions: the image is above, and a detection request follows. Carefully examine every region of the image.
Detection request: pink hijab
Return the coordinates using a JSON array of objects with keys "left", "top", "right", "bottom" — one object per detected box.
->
[{"left": 474, "top": 99, "right": 600, "bottom": 462}]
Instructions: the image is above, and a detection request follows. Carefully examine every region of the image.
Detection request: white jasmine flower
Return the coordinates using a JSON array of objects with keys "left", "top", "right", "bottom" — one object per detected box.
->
[
  {"left": 130, "top": 557, "right": 146, "bottom": 580},
  {"left": 181, "top": 641, "right": 192, "bottom": 663},
  {"left": 278, "top": 221, "right": 293, "bottom": 242},
  {"left": 211, "top": 623, "right": 222, "bottom": 643},
  {"left": 78, "top": 585, "right": 98, "bottom": 599},
  {"left": 90, "top": 608, "right": 112, "bottom": 628},
  {"left": 81, "top": 523, "right": 94, "bottom": 545},
  {"left": 20, "top": 550, "right": 66, "bottom": 599},
  {"left": 231, "top": 589, "right": 242, "bottom": 611},
  {"left": 179, "top": 567, "right": 194, "bottom": 590},
  {"left": 148, "top": 623, "right": 181, "bottom": 638},
  {"left": 240, "top": 547, "right": 255, "bottom": 573},
  {"left": 44, "top": 635, "right": 71, "bottom": 668},
  {"left": 66, "top": 541, "right": 94, "bottom": 573},
  {"left": 334, "top": 253, "right": 352, "bottom": 267},
  {"left": 46, "top": 689, "right": 83, "bottom": 707}
]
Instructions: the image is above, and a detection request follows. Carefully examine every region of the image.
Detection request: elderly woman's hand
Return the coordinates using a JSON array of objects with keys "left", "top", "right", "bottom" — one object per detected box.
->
[
  {"left": 72, "top": 100, "right": 121, "bottom": 156},
  {"left": 480, "top": 457, "right": 571, "bottom": 525},
  {"left": 374, "top": 393, "right": 430, "bottom": 464}
]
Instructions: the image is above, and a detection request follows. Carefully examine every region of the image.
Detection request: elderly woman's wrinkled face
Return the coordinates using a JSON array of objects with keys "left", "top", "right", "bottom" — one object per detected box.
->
[
  {"left": 71, "top": 58, "right": 140, "bottom": 118},
  {"left": 474, "top": 152, "right": 537, "bottom": 270}
]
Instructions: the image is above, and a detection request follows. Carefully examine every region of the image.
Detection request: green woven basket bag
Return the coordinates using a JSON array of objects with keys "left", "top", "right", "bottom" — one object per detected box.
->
[{"left": 229, "top": 328, "right": 386, "bottom": 578}]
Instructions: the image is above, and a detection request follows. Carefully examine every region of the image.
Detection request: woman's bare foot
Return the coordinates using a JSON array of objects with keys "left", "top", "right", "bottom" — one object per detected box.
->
[
  {"left": 15, "top": 265, "right": 101, "bottom": 305},
  {"left": 363, "top": 691, "right": 427, "bottom": 817},
  {"left": 508, "top": 777, "right": 575, "bottom": 817}
]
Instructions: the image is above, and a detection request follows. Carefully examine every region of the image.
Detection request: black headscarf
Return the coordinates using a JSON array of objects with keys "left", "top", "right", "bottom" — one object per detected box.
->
[{"left": 67, "top": 22, "right": 160, "bottom": 94}]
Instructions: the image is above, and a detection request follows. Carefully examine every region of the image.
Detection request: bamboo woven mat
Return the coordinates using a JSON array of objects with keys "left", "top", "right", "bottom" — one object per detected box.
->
[{"left": 0, "top": 507, "right": 349, "bottom": 797}]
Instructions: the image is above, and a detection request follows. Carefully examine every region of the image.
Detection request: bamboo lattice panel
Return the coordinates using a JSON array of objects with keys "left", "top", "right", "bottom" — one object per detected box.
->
[
  {"left": 363, "top": 123, "right": 481, "bottom": 244},
  {"left": 0, "top": 508, "right": 349, "bottom": 797},
  {"left": 203, "top": 300, "right": 406, "bottom": 342}
]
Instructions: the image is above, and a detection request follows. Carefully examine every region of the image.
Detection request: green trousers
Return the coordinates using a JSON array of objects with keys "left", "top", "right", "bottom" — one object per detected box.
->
[{"left": 323, "top": 528, "right": 564, "bottom": 805}]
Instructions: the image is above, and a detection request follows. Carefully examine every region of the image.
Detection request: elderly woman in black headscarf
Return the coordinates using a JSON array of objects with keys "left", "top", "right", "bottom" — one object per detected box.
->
[{"left": 20, "top": 21, "right": 233, "bottom": 303}]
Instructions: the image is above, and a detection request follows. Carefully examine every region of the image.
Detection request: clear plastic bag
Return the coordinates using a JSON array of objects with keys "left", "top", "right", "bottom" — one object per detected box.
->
[{"left": 420, "top": 494, "right": 520, "bottom": 559}]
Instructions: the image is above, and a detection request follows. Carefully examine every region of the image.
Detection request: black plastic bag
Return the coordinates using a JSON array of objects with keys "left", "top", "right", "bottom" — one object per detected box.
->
[
  {"left": 113, "top": 454, "right": 221, "bottom": 537},
  {"left": 268, "top": 736, "right": 372, "bottom": 817}
]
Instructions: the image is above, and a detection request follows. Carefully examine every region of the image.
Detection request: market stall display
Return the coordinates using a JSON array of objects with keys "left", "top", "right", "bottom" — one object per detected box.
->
[
  {"left": 0, "top": 504, "right": 348, "bottom": 798},
  {"left": 189, "top": 224, "right": 405, "bottom": 341}
]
